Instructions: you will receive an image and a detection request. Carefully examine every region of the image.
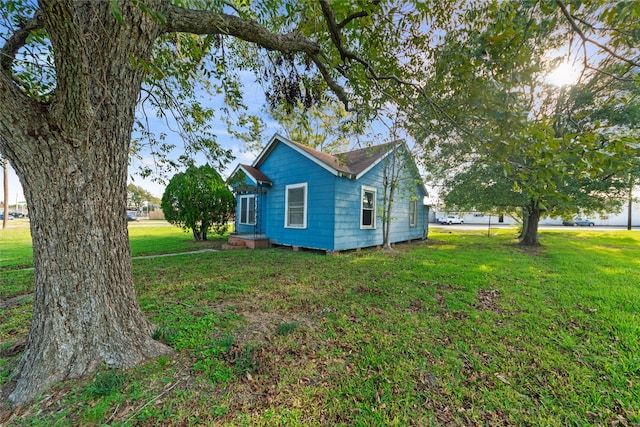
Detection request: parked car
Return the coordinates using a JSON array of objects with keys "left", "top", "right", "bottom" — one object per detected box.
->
[
  {"left": 563, "top": 217, "right": 595, "bottom": 227},
  {"left": 437, "top": 215, "right": 464, "bottom": 225},
  {"left": 127, "top": 214, "right": 138, "bottom": 222},
  {"left": 0, "top": 213, "right": 14, "bottom": 220}
]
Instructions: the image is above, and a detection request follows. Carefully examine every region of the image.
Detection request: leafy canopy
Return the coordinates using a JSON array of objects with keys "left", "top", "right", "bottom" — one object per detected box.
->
[
  {"left": 412, "top": 1, "right": 637, "bottom": 224},
  {"left": 161, "top": 164, "right": 234, "bottom": 240}
]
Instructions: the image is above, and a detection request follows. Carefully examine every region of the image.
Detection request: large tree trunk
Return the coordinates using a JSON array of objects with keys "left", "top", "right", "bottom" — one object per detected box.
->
[
  {"left": 518, "top": 206, "right": 529, "bottom": 240},
  {"left": 3, "top": 2, "right": 172, "bottom": 407},
  {"left": 520, "top": 203, "right": 541, "bottom": 246},
  {"left": 10, "top": 134, "right": 171, "bottom": 406}
]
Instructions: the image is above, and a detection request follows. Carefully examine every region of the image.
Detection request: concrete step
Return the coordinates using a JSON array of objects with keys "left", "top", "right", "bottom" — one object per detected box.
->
[
  {"left": 225, "top": 236, "right": 270, "bottom": 249},
  {"left": 245, "top": 238, "right": 270, "bottom": 249}
]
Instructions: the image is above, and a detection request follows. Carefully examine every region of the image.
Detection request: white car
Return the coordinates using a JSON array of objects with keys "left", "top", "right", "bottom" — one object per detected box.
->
[{"left": 438, "top": 215, "right": 464, "bottom": 225}]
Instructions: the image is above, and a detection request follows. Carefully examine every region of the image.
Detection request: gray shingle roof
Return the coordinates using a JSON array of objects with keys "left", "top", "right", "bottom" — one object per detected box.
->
[{"left": 285, "top": 138, "right": 399, "bottom": 178}]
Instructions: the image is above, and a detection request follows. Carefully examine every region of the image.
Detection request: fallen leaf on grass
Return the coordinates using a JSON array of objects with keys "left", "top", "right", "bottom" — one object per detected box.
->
[{"left": 494, "top": 373, "right": 510, "bottom": 385}]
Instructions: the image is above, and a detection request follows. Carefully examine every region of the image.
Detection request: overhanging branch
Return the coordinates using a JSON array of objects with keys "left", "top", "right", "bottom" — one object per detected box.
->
[
  {"left": 0, "top": 11, "right": 44, "bottom": 71},
  {"left": 165, "top": 5, "right": 320, "bottom": 55},
  {"left": 318, "top": 0, "right": 423, "bottom": 87},
  {"left": 337, "top": 0, "right": 381, "bottom": 29},
  {"left": 165, "top": 3, "right": 354, "bottom": 108},
  {"left": 555, "top": 0, "right": 640, "bottom": 68}
]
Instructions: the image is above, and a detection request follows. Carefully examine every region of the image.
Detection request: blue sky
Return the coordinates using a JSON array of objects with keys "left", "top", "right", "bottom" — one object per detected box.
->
[
  {"left": 5, "top": 74, "right": 283, "bottom": 202},
  {"left": 128, "top": 73, "right": 282, "bottom": 198}
]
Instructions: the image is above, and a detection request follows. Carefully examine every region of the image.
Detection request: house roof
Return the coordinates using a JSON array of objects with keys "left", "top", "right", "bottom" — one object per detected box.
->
[
  {"left": 337, "top": 143, "right": 400, "bottom": 176},
  {"left": 241, "top": 164, "right": 272, "bottom": 184},
  {"left": 254, "top": 133, "right": 400, "bottom": 180},
  {"left": 229, "top": 163, "right": 273, "bottom": 186}
]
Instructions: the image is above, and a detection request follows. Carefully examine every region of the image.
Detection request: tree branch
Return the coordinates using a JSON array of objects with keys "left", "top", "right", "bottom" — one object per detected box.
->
[
  {"left": 165, "top": 3, "right": 357, "bottom": 108},
  {"left": 337, "top": 0, "right": 381, "bottom": 29},
  {"left": 318, "top": 0, "right": 412, "bottom": 87},
  {"left": 555, "top": 0, "right": 640, "bottom": 68},
  {"left": 309, "top": 53, "right": 350, "bottom": 108},
  {"left": 0, "top": 11, "right": 44, "bottom": 71},
  {"left": 165, "top": 5, "right": 320, "bottom": 55},
  {"left": 569, "top": 13, "right": 636, "bottom": 39}
]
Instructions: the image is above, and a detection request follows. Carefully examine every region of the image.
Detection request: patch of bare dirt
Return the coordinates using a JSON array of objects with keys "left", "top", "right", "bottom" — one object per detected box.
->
[
  {"left": 232, "top": 310, "right": 316, "bottom": 345},
  {"left": 514, "top": 242, "right": 545, "bottom": 255},
  {"left": 408, "top": 300, "right": 424, "bottom": 313},
  {"left": 475, "top": 289, "right": 502, "bottom": 313}
]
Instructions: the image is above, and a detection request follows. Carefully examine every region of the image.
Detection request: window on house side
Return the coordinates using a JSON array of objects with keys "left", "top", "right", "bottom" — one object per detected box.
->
[
  {"left": 285, "top": 183, "right": 307, "bottom": 228},
  {"left": 239, "top": 195, "right": 256, "bottom": 225},
  {"left": 409, "top": 199, "right": 418, "bottom": 227},
  {"left": 361, "top": 186, "right": 376, "bottom": 229}
]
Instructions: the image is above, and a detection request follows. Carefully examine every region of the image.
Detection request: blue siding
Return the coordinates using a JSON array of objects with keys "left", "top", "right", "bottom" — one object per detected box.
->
[
  {"left": 333, "top": 152, "right": 428, "bottom": 251},
  {"left": 245, "top": 138, "right": 428, "bottom": 252},
  {"left": 386, "top": 180, "right": 429, "bottom": 243},
  {"left": 333, "top": 162, "right": 383, "bottom": 250},
  {"left": 259, "top": 142, "right": 337, "bottom": 250}
]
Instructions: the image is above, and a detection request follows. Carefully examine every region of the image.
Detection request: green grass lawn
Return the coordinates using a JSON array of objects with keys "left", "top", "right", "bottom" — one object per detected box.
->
[{"left": 1, "top": 224, "right": 639, "bottom": 425}]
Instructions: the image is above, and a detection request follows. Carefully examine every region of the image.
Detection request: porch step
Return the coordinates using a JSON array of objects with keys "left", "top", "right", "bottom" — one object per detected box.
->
[
  {"left": 224, "top": 235, "right": 271, "bottom": 250},
  {"left": 245, "top": 238, "right": 271, "bottom": 249},
  {"left": 227, "top": 236, "right": 248, "bottom": 247}
]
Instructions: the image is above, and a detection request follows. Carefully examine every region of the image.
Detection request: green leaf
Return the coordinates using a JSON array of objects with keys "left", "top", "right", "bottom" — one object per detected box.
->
[{"left": 110, "top": 0, "right": 123, "bottom": 23}]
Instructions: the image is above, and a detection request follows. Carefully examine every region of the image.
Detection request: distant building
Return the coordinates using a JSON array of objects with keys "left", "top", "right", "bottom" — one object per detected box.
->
[{"left": 434, "top": 190, "right": 640, "bottom": 227}]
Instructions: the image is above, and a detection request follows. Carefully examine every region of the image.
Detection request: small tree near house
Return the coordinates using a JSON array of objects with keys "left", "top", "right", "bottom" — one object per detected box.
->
[
  {"left": 162, "top": 164, "right": 234, "bottom": 241},
  {"left": 381, "top": 142, "right": 422, "bottom": 250}
]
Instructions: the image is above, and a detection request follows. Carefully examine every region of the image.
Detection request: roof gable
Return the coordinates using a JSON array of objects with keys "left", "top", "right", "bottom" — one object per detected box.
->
[
  {"left": 253, "top": 133, "right": 400, "bottom": 180},
  {"left": 228, "top": 164, "right": 272, "bottom": 186}
]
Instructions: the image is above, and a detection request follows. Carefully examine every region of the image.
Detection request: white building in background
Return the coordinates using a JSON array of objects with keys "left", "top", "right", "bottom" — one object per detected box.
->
[{"left": 433, "top": 190, "right": 640, "bottom": 227}]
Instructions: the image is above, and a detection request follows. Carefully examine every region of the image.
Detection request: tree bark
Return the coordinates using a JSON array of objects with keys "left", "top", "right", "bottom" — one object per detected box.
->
[
  {"left": 520, "top": 202, "right": 541, "bottom": 246},
  {"left": 519, "top": 206, "right": 529, "bottom": 240},
  {"left": 2, "top": 2, "right": 172, "bottom": 407}
]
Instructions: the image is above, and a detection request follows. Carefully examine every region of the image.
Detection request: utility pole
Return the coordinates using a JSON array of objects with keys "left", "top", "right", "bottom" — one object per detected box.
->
[
  {"left": 3, "top": 158, "right": 8, "bottom": 229},
  {"left": 628, "top": 174, "right": 634, "bottom": 231}
]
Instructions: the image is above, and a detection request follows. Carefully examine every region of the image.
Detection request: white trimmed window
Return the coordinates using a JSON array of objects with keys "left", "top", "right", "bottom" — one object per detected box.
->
[
  {"left": 239, "top": 195, "right": 256, "bottom": 225},
  {"left": 360, "top": 186, "right": 376, "bottom": 229},
  {"left": 285, "top": 183, "right": 307, "bottom": 228},
  {"left": 409, "top": 199, "right": 418, "bottom": 227}
]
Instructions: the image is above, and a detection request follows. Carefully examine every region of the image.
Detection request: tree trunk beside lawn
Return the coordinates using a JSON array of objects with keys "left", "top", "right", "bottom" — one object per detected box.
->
[{"left": 2, "top": 3, "right": 172, "bottom": 406}]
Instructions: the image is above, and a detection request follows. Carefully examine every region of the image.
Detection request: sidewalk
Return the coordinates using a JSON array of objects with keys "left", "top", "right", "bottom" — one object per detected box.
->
[{"left": 2, "top": 249, "right": 220, "bottom": 272}]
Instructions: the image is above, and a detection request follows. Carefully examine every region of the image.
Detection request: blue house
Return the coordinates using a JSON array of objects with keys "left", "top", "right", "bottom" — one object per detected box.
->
[{"left": 227, "top": 133, "right": 429, "bottom": 252}]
